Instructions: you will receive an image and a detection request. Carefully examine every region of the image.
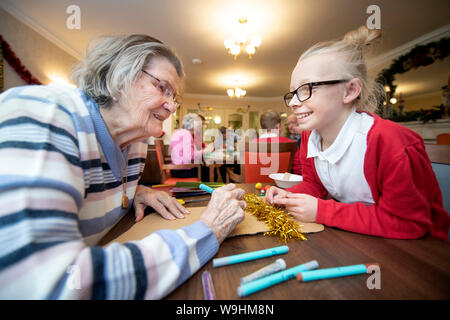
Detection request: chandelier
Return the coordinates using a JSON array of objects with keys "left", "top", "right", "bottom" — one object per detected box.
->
[
  {"left": 224, "top": 18, "right": 262, "bottom": 60},
  {"left": 227, "top": 87, "right": 246, "bottom": 98}
]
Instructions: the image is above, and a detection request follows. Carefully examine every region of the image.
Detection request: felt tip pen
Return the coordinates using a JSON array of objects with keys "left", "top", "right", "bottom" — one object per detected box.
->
[
  {"left": 212, "top": 245, "right": 289, "bottom": 268},
  {"left": 201, "top": 271, "right": 216, "bottom": 300},
  {"left": 240, "top": 258, "right": 287, "bottom": 284},
  {"left": 296, "top": 263, "right": 380, "bottom": 282},
  {"left": 237, "top": 260, "right": 319, "bottom": 297},
  {"left": 199, "top": 183, "right": 214, "bottom": 194}
]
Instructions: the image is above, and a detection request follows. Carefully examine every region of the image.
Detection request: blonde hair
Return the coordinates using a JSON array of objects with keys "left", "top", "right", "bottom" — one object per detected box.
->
[
  {"left": 71, "top": 34, "right": 184, "bottom": 107},
  {"left": 299, "top": 26, "right": 385, "bottom": 113}
]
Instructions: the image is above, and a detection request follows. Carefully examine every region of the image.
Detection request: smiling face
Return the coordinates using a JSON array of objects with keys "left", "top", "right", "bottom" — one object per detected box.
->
[
  {"left": 120, "top": 56, "right": 181, "bottom": 140},
  {"left": 289, "top": 53, "right": 352, "bottom": 137}
]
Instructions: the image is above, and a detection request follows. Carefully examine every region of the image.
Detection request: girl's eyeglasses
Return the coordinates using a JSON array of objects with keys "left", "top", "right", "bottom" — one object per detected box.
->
[{"left": 284, "top": 79, "right": 349, "bottom": 107}]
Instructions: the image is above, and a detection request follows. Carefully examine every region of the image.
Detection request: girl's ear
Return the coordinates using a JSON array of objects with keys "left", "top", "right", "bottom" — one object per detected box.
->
[{"left": 343, "top": 78, "right": 362, "bottom": 104}]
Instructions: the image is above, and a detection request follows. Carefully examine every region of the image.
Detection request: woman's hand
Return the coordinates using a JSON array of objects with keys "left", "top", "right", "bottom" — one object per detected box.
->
[
  {"left": 272, "top": 193, "right": 318, "bottom": 222},
  {"left": 200, "top": 184, "right": 246, "bottom": 244},
  {"left": 134, "top": 185, "right": 189, "bottom": 222},
  {"left": 264, "top": 186, "right": 291, "bottom": 204}
]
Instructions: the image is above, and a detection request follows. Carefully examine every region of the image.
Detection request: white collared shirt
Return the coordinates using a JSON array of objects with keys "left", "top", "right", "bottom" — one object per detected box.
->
[{"left": 307, "top": 109, "right": 375, "bottom": 204}]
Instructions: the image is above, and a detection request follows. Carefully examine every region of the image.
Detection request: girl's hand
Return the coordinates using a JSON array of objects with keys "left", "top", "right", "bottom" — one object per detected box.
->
[
  {"left": 272, "top": 193, "right": 318, "bottom": 222},
  {"left": 264, "top": 186, "right": 291, "bottom": 204},
  {"left": 134, "top": 185, "right": 189, "bottom": 222}
]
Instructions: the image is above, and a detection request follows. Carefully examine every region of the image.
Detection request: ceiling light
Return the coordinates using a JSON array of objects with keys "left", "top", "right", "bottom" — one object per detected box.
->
[
  {"left": 227, "top": 86, "right": 246, "bottom": 98},
  {"left": 224, "top": 17, "right": 262, "bottom": 60}
]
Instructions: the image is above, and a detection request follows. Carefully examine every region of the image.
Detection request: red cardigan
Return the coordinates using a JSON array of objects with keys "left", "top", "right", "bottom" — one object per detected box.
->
[{"left": 287, "top": 113, "right": 450, "bottom": 241}]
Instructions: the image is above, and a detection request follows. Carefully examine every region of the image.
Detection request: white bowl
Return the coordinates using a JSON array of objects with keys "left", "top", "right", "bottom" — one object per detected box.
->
[{"left": 269, "top": 173, "right": 303, "bottom": 189}]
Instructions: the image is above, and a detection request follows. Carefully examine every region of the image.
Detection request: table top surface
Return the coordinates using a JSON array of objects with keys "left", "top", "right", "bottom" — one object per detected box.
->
[{"left": 99, "top": 183, "right": 450, "bottom": 300}]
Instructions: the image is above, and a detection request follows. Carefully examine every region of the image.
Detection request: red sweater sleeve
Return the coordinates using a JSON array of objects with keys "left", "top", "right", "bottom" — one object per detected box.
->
[
  {"left": 316, "top": 142, "right": 449, "bottom": 240},
  {"left": 287, "top": 131, "right": 328, "bottom": 199}
]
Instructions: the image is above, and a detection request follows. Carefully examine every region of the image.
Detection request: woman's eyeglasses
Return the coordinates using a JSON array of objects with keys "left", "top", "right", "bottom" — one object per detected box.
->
[
  {"left": 283, "top": 79, "right": 349, "bottom": 107},
  {"left": 142, "top": 70, "right": 182, "bottom": 108}
]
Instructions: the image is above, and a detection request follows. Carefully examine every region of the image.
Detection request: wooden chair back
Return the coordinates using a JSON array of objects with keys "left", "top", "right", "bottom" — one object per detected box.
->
[
  {"left": 436, "top": 133, "right": 450, "bottom": 145},
  {"left": 227, "top": 141, "right": 298, "bottom": 183},
  {"left": 154, "top": 138, "right": 201, "bottom": 183}
]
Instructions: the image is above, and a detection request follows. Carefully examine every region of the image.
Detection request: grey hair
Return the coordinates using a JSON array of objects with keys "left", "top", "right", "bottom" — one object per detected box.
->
[
  {"left": 298, "top": 26, "right": 385, "bottom": 113},
  {"left": 71, "top": 34, "right": 185, "bottom": 107},
  {"left": 182, "top": 113, "right": 202, "bottom": 131}
]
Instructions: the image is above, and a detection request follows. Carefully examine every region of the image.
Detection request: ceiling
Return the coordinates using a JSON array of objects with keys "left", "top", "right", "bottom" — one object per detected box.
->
[{"left": 2, "top": 0, "right": 450, "bottom": 98}]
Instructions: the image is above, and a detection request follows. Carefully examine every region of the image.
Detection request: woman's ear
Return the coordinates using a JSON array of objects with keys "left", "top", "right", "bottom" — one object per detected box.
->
[{"left": 343, "top": 78, "right": 362, "bottom": 104}]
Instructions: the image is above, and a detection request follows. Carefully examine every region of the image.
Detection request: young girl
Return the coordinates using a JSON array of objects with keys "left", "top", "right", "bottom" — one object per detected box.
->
[{"left": 265, "top": 26, "right": 449, "bottom": 241}]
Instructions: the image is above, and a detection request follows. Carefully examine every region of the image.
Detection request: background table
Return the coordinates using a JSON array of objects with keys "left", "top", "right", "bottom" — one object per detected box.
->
[
  {"left": 99, "top": 183, "right": 450, "bottom": 300},
  {"left": 204, "top": 150, "right": 239, "bottom": 182}
]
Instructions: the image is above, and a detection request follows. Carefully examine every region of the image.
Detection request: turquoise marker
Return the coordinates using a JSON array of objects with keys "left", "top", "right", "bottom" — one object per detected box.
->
[
  {"left": 237, "top": 260, "right": 319, "bottom": 297},
  {"left": 296, "top": 263, "right": 378, "bottom": 282},
  {"left": 199, "top": 183, "right": 214, "bottom": 194},
  {"left": 213, "top": 245, "right": 289, "bottom": 268}
]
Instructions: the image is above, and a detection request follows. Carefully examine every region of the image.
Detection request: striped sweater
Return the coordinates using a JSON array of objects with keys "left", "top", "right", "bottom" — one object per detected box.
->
[{"left": 0, "top": 85, "right": 218, "bottom": 299}]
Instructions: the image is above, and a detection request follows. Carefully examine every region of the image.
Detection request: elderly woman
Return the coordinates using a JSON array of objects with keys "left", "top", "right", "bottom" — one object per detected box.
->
[{"left": 0, "top": 34, "right": 246, "bottom": 299}]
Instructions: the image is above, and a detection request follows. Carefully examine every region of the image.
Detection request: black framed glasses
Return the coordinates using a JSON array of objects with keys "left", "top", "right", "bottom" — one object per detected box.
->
[
  {"left": 142, "top": 70, "right": 182, "bottom": 108},
  {"left": 283, "top": 79, "right": 349, "bottom": 107}
]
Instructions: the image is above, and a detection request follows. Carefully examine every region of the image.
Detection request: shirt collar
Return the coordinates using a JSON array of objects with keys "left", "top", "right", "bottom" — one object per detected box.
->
[
  {"left": 259, "top": 132, "right": 279, "bottom": 139},
  {"left": 307, "top": 108, "right": 360, "bottom": 165},
  {"left": 77, "top": 89, "right": 128, "bottom": 180}
]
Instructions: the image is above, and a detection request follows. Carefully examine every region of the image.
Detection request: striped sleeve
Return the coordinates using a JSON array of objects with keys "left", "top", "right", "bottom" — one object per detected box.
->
[
  {"left": 0, "top": 86, "right": 219, "bottom": 299},
  {"left": 56, "top": 221, "right": 218, "bottom": 299},
  {"left": 0, "top": 87, "right": 86, "bottom": 298}
]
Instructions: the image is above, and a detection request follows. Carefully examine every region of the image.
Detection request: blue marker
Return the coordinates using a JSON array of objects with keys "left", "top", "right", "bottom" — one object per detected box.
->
[
  {"left": 213, "top": 245, "right": 289, "bottom": 268},
  {"left": 296, "top": 263, "right": 379, "bottom": 282},
  {"left": 237, "top": 260, "right": 319, "bottom": 297},
  {"left": 199, "top": 183, "right": 214, "bottom": 194}
]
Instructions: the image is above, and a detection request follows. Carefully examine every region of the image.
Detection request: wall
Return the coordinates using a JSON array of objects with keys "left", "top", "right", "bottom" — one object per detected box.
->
[
  {"left": 171, "top": 93, "right": 289, "bottom": 143},
  {"left": 402, "top": 90, "right": 443, "bottom": 111},
  {"left": 177, "top": 93, "right": 287, "bottom": 134},
  {"left": 0, "top": 8, "right": 78, "bottom": 90},
  {"left": 400, "top": 118, "right": 450, "bottom": 141}
]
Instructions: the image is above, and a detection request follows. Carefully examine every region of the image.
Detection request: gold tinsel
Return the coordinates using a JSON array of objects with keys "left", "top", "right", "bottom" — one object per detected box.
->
[{"left": 244, "top": 193, "right": 306, "bottom": 242}]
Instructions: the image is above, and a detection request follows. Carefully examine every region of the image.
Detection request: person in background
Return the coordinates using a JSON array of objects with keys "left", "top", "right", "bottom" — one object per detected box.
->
[
  {"left": 0, "top": 34, "right": 246, "bottom": 299},
  {"left": 214, "top": 126, "right": 229, "bottom": 150},
  {"left": 170, "top": 113, "right": 204, "bottom": 178},
  {"left": 254, "top": 111, "right": 294, "bottom": 143},
  {"left": 266, "top": 26, "right": 449, "bottom": 241},
  {"left": 204, "top": 126, "right": 237, "bottom": 182},
  {"left": 197, "top": 114, "right": 207, "bottom": 149},
  {"left": 287, "top": 113, "right": 303, "bottom": 175},
  {"left": 287, "top": 113, "right": 302, "bottom": 143}
]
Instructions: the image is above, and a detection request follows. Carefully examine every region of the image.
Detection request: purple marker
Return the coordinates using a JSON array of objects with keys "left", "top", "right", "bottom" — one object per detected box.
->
[{"left": 202, "top": 271, "right": 216, "bottom": 300}]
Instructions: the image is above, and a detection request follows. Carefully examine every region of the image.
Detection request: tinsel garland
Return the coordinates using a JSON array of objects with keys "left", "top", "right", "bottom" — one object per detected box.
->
[
  {"left": 0, "top": 35, "right": 42, "bottom": 86},
  {"left": 376, "top": 37, "right": 450, "bottom": 97},
  {"left": 244, "top": 193, "right": 306, "bottom": 242}
]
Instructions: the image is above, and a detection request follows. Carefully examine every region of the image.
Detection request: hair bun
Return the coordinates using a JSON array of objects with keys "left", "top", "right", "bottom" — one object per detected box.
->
[{"left": 343, "top": 25, "right": 381, "bottom": 48}]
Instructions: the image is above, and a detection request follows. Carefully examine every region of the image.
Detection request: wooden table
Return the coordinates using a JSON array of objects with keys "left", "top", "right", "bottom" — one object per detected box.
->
[{"left": 99, "top": 184, "right": 450, "bottom": 300}]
